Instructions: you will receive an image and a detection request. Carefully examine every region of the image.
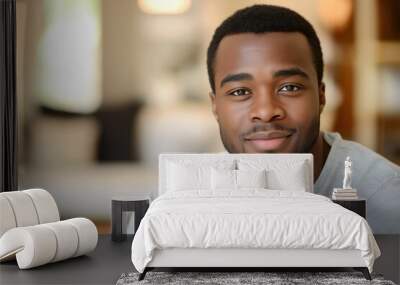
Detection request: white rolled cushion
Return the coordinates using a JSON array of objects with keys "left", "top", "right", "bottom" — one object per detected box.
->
[
  {"left": 1, "top": 191, "right": 39, "bottom": 227},
  {"left": 0, "top": 218, "right": 98, "bottom": 269},
  {"left": 236, "top": 169, "right": 267, "bottom": 189},
  {"left": 23, "top": 189, "right": 60, "bottom": 224},
  {"left": 65, "top": 218, "right": 98, "bottom": 257},
  {"left": 0, "top": 196, "right": 17, "bottom": 237},
  {"left": 211, "top": 168, "right": 236, "bottom": 190},
  {"left": 42, "top": 221, "right": 79, "bottom": 262},
  {"left": 0, "top": 225, "right": 57, "bottom": 269}
]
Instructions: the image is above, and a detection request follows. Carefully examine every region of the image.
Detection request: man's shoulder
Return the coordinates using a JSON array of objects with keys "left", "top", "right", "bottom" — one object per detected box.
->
[{"left": 325, "top": 132, "right": 399, "bottom": 180}]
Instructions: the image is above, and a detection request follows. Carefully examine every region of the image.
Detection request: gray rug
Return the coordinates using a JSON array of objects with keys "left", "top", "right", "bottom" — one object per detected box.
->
[{"left": 116, "top": 271, "right": 396, "bottom": 285}]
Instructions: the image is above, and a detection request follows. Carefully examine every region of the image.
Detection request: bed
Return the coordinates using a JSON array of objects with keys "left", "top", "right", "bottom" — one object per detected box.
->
[{"left": 131, "top": 153, "right": 380, "bottom": 280}]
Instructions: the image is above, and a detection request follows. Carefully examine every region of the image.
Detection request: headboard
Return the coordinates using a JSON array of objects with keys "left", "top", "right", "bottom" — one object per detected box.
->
[{"left": 158, "top": 153, "right": 314, "bottom": 196}]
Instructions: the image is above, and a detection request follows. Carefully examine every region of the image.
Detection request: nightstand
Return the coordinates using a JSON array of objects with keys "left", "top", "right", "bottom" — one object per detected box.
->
[
  {"left": 111, "top": 195, "right": 150, "bottom": 242},
  {"left": 332, "top": 199, "right": 366, "bottom": 218}
]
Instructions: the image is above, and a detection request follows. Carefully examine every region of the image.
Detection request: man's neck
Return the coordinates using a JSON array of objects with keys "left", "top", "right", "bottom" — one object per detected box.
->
[{"left": 310, "top": 132, "right": 331, "bottom": 182}]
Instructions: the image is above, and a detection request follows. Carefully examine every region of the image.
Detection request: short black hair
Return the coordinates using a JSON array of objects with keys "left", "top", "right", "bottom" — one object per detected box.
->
[{"left": 207, "top": 4, "right": 324, "bottom": 93}]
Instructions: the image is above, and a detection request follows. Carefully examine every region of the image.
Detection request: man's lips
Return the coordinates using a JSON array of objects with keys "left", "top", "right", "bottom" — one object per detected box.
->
[
  {"left": 244, "top": 131, "right": 293, "bottom": 150},
  {"left": 244, "top": 130, "right": 293, "bottom": 140}
]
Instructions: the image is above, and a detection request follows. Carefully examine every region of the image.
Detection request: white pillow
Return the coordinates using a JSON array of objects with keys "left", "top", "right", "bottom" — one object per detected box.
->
[
  {"left": 211, "top": 168, "right": 267, "bottom": 190},
  {"left": 211, "top": 168, "right": 236, "bottom": 190},
  {"left": 236, "top": 169, "right": 267, "bottom": 189},
  {"left": 267, "top": 161, "right": 308, "bottom": 191},
  {"left": 238, "top": 159, "right": 309, "bottom": 191},
  {"left": 167, "top": 162, "right": 210, "bottom": 191},
  {"left": 166, "top": 159, "right": 236, "bottom": 192}
]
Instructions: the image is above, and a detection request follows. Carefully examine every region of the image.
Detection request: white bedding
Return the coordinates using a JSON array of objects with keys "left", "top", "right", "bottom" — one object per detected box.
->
[{"left": 131, "top": 190, "right": 380, "bottom": 273}]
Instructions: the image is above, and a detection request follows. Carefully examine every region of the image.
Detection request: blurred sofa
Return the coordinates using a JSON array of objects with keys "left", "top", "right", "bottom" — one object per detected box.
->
[{"left": 20, "top": 103, "right": 224, "bottom": 221}]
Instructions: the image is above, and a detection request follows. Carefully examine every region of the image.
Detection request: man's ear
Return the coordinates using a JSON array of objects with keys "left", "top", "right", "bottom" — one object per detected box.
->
[
  {"left": 318, "top": 82, "right": 326, "bottom": 114},
  {"left": 209, "top": 91, "right": 218, "bottom": 121}
]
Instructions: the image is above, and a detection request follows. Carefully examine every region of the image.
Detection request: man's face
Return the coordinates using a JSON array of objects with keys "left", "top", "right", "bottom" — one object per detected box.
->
[{"left": 210, "top": 32, "right": 325, "bottom": 153}]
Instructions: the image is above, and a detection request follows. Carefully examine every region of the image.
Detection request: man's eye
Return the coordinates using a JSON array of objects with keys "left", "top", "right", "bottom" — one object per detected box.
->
[
  {"left": 228, "top": 88, "right": 251, "bottom": 96},
  {"left": 279, "top": 84, "right": 301, "bottom": 93}
]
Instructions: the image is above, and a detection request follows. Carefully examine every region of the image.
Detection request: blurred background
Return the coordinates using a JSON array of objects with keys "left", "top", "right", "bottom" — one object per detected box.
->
[{"left": 15, "top": 0, "right": 400, "bottom": 230}]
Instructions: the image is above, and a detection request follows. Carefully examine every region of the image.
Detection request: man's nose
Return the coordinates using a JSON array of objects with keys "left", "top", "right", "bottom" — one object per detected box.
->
[{"left": 249, "top": 91, "right": 285, "bottom": 123}]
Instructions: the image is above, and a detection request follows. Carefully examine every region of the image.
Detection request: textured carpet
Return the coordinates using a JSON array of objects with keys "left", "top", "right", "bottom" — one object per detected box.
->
[{"left": 116, "top": 271, "right": 396, "bottom": 285}]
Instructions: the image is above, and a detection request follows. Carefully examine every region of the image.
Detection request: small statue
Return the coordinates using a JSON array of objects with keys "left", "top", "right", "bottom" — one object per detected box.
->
[{"left": 342, "top": 156, "right": 352, "bottom": 189}]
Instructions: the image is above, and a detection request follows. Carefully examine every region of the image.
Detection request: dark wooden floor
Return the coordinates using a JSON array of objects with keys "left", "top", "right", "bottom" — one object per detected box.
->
[{"left": 0, "top": 235, "right": 398, "bottom": 284}]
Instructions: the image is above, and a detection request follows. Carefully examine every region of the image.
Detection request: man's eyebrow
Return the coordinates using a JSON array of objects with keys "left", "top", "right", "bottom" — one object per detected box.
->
[
  {"left": 273, "top": 67, "right": 309, "bottom": 79},
  {"left": 220, "top": 73, "right": 253, "bottom": 88}
]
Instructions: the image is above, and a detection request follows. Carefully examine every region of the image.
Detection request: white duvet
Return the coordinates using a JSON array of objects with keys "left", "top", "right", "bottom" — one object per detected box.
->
[{"left": 131, "top": 190, "right": 380, "bottom": 273}]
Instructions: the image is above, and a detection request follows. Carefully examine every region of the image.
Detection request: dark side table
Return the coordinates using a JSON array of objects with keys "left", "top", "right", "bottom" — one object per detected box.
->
[
  {"left": 112, "top": 195, "right": 150, "bottom": 242},
  {"left": 332, "top": 199, "right": 366, "bottom": 218}
]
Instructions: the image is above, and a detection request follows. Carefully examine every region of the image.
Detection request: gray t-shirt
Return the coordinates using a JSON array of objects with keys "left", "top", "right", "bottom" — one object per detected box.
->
[{"left": 315, "top": 132, "right": 400, "bottom": 234}]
